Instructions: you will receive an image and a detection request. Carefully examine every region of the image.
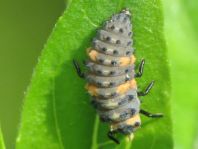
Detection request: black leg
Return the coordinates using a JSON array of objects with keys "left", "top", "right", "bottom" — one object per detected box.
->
[
  {"left": 135, "top": 59, "right": 145, "bottom": 78},
  {"left": 73, "top": 59, "right": 85, "bottom": 78},
  {"left": 108, "top": 131, "right": 120, "bottom": 144},
  {"left": 82, "top": 60, "right": 88, "bottom": 65},
  {"left": 140, "top": 109, "right": 163, "bottom": 118},
  {"left": 138, "top": 81, "right": 154, "bottom": 96}
]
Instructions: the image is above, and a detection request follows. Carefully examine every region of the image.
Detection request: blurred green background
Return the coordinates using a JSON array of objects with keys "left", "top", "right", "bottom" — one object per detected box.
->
[
  {"left": 0, "top": 0, "right": 198, "bottom": 149},
  {"left": 0, "top": 0, "right": 65, "bottom": 148},
  {"left": 164, "top": 0, "right": 198, "bottom": 149}
]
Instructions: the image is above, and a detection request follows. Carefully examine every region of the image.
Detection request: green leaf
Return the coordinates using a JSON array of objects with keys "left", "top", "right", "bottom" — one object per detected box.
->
[
  {"left": 164, "top": 0, "right": 198, "bottom": 149},
  {"left": 0, "top": 126, "right": 6, "bottom": 149},
  {"left": 16, "top": 0, "right": 173, "bottom": 148}
]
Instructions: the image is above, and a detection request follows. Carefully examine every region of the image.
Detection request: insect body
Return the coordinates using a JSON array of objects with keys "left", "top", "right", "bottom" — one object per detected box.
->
[{"left": 73, "top": 9, "right": 163, "bottom": 144}]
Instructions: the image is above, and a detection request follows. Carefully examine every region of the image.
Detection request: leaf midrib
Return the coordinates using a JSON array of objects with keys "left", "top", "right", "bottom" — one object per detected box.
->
[{"left": 91, "top": 116, "right": 100, "bottom": 149}]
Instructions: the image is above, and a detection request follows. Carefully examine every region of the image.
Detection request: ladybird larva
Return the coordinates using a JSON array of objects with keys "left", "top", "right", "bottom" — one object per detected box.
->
[{"left": 73, "top": 9, "right": 163, "bottom": 144}]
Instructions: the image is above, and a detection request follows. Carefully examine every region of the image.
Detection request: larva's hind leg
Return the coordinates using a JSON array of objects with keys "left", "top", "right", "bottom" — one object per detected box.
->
[
  {"left": 73, "top": 59, "right": 85, "bottom": 78},
  {"left": 107, "top": 130, "right": 120, "bottom": 144},
  {"left": 140, "top": 109, "right": 163, "bottom": 118},
  {"left": 138, "top": 81, "right": 154, "bottom": 96},
  {"left": 135, "top": 59, "right": 145, "bottom": 78}
]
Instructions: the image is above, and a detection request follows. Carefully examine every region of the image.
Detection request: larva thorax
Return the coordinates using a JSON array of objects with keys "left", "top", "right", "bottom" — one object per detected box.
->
[{"left": 85, "top": 9, "right": 141, "bottom": 136}]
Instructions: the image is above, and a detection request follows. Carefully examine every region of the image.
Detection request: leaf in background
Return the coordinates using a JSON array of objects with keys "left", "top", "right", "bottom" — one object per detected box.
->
[
  {"left": 16, "top": 0, "right": 173, "bottom": 148},
  {"left": 163, "top": 0, "right": 198, "bottom": 149},
  {"left": 0, "top": 126, "right": 5, "bottom": 149}
]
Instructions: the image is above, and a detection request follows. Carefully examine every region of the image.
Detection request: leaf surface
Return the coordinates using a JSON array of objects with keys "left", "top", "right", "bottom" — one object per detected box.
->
[{"left": 16, "top": 0, "right": 173, "bottom": 148}]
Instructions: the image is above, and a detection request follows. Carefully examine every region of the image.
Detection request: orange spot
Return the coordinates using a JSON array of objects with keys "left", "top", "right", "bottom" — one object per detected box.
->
[
  {"left": 130, "top": 55, "right": 136, "bottom": 64},
  {"left": 129, "top": 79, "right": 137, "bottom": 88},
  {"left": 110, "top": 114, "right": 141, "bottom": 130},
  {"left": 125, "top": 114, "right": 141, "bottom": 126},
  {"left": 87, "top": 48, "right": 98, "bottom": 61},
  {"left": 116, "top": 79, "right": 137, "bottom": 94},
  {"left": 85, "top": 84, "right": 98, "bottom": 96},
  {"left": 120, "top": 55, "right": 136, "bottom": 66}
]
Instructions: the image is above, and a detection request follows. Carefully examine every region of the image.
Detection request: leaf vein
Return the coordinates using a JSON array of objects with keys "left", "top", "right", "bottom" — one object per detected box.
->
[
  {"left": 81, "top": 9, "right": 99, "bottom": 27},
  {"left": 91, "top": 115, "right": 99, "bottom": 149},
  {"left": 52, "top": 78, "right": 64, "bottom": 149}
]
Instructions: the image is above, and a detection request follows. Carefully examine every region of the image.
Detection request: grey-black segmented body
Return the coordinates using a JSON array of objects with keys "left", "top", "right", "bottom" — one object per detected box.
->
[
  {"left": 73, "top": 9, "right": 163, "bottom": 144},
  {"left": 86, "top": 72, "right": 134, "bottom": 88},
  {"left": 85, "top": 10, "right": 141, "bottom": 134},
  {"left": 86, "top": 62, "right": 135, "bottom": 77}
]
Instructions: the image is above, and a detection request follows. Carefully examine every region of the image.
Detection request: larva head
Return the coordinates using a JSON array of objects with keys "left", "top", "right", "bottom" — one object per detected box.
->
[
  {"left": 102, "top": 9, "right": 132, "bottom": 39},
  {"left": 121, "top": 8, "right": 131, "bottom": 17}
]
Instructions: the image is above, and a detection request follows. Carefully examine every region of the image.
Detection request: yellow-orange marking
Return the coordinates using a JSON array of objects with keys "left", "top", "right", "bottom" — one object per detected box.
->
[
  {"left": 111, "top": 114, "right": 141, "bottom": 130},
  {"left": 87, "top": 48, "right": 98, "bottom": 61},
  {"left": 125, "top": 114, "right": 140, "bottom": 126},
  {"left": 116, "top": 79, "right": 137, "bottom": 94},
  {"left": 85, "top": 84, "right": 98, "bottom": 96},
  {"left": 119, "top": 55, "right": 136, "bottom": 66}
]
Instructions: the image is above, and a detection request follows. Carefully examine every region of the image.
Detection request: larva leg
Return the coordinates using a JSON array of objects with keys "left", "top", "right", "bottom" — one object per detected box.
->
[
  {"left": 135, "top": 59, "right": 145, "bottom": 78},
  {"left": 73, "top": 60, "right": 85, "bottom": 78},
  {"left": 140, "top": 109, "right": 163, "bottom": 118},
  {"left": 82, "top": 60, "right": 87, "bottom": 65},
  {"left": 138, "top": 81, "right": 154, "bottom": 96},
  {"left": 108, "top": 130, "right": 120, "bottom": 144}
]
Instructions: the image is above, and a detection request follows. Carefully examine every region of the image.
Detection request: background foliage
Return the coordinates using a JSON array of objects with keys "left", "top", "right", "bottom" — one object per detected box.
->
[
  {"left": 163, "top": 0, "right": 198, "bottom": 149},
  {"left": 0, "top": 1, "right": 65, "bottom": 148}
]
